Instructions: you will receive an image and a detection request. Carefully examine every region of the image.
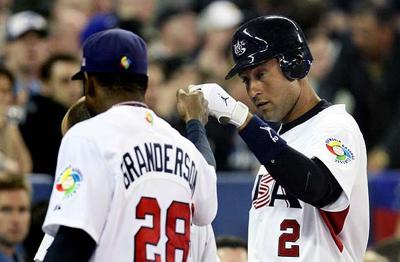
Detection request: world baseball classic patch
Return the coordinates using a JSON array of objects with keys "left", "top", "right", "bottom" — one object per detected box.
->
[
  {"left": 325, "top": 138, "right": 354, "bottom": 164},
  {"left": 56, "top": 166, "right": 83, "bottom": 199}
]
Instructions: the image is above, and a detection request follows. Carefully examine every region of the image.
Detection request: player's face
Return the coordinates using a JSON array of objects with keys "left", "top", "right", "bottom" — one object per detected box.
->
[
  {"left": 239, "top": 59, "right": 301, "bottom": 122},
  {"left": 0, "top": 190, "right": 30, "bottom": 247}
]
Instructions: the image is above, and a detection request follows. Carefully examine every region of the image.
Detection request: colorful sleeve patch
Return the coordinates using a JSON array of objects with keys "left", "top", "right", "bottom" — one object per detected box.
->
[
  {"left": 145, "top": 111, "right": 154, "bottom": 125},
  {"left": 325, "top": 138, "right": 355, "bottom": 164},
  {"left": 56, "top": 166, "right": 82, "bottom": 198}
]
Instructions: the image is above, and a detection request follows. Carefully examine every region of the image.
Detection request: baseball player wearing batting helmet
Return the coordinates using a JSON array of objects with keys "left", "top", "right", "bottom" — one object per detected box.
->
[
  {"left": 182, "top": 16, "right": 369, "bottom": 261},
  {"left": 38, "top": 29, "right": 218, "bottom": 262}
]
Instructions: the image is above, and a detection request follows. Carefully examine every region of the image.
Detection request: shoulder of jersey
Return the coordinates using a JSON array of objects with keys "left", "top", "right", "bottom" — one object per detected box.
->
[
  {"left": 64, "top": 116, "right": 98, "bottom": 139},
  {"left": 316, "top": 104, "right": 360, "bottom": 131}
]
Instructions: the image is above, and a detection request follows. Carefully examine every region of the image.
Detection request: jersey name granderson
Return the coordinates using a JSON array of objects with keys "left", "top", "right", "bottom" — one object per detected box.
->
[{"left": 121, "top": 142, "right": 197, "bottom": 190}]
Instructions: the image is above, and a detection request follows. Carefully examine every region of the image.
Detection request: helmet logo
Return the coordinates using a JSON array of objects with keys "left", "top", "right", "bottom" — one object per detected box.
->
[{"left": 234, "top": 40, "right": 246, "bottom": 56}]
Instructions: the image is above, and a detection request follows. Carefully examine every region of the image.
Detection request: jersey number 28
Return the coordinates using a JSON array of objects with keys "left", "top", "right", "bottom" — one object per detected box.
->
[{"left": 134, "top": 197, "right": 190, "bottom": 262}]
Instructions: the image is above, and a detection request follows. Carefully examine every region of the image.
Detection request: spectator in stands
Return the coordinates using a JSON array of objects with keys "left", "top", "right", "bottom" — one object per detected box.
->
[
  {"left": 196, "top": 1, "right": 243, "bottom": 83},
  {"left": 79, "top": 0, "right": 157, "bottom": 44},
  {"left": 51, "top": 0, "right": 92, "bottom": 17},
  {"left": 0, "top": 172, "right": 31, "bottom": 262},
  {"left": 144, "top": 60, "right": 166, "bottom": 113},
  {"left": 306, "top": 28, "right": 338, "bottom": 94},
  {"left": 216, "top": 235, "right": 247, "bottom": 262},
  {"left": 19, "top": 54, "right": 81, "bottom": 175},
  {"left": 22, "top": 200, "right": 48, "bottom": 262},
  {"left": 48, "top": 6, "right": 88, "bottom": 55},
  {"left": 114, "top": 0, "right": 157, "bottom": 39},
  {"left": 319, "top": 3, "right": 400, "bottom": 170},
  {"left": 0, "top": 0, "right": 13, "bottom": 62},
  {"left": 0, "top": 66, "right": 31, "bottom": 175},
  {"left": 39, "top": 55, "right": 81, "bottom": 108},
  {"left": 4, "top": 11, "right": 49, "bottom": 106},
  {"left": 149, "top": 5, "right": 199, "bottom": 64}
]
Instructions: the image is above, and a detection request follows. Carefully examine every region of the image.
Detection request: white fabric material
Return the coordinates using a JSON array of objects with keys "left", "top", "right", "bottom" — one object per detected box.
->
[
  {"left": 189, "top": 83, "right": 249, "bottom": 127},
  {"left": 189, "top": 225, "right": 220, "bottom": 262},
  {"left": 248, "top": 104, "right": 369, "bottom": 261},
  {"left": 34, "top": 234, "right": 54, "bottom": 262},
  {"left": 41, "top": 105, "right": 218, "bottom": 262}
]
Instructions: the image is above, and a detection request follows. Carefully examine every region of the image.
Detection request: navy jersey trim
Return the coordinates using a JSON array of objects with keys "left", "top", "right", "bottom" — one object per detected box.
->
[{"left": 279, "top": 99, "right": 332, "bottom": 135}]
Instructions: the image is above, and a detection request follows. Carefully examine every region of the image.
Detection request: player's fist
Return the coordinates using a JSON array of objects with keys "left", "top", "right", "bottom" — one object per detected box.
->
[
  {"left": 176, "top": 89, "right": 209, "bottom": 125},
  {"left": 189, "top": 83, "right": 249, "bottom": 127}
]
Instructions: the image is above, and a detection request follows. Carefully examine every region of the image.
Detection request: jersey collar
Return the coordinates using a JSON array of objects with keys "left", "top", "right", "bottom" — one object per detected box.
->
[
  {"left": 113, "top": 101, "right": 148, "bottom": 108},
  {"left": 279, "top": 99, "right": 332, "bottom": 135}
]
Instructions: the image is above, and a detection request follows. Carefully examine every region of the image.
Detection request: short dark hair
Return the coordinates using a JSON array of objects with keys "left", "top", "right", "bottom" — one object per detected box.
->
[
  {"left": 0, "top": 65, "right": 15, "bottom": 86},
  {"left": 216, "top": 235, "right": 247, "bottom": 250},
  {"left": 88, "top": 72, "right": 148, "bottom": 93},
  {"left": 40, "top": 54, "right": 79, "bottom": 81},
  {"left": 0, "top": 172, "right": 32, "bottom": 198}
]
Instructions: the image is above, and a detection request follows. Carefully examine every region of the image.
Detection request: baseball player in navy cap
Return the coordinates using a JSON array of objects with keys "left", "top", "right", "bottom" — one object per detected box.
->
[
  {"left": 36, "top": 29, "right": 218, "bottom": 262},
  {"left": 180, "top": 16, "right": 369, "bottom": 261}
]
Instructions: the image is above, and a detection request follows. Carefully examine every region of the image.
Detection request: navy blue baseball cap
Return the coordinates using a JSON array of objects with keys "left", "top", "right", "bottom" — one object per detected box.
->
[{"left": 72, "top": 29, "right": 148, "bottom": 80}]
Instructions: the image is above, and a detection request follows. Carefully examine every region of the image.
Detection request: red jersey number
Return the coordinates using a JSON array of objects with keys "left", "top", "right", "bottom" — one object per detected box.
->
[
  {"left": 134, "top": 197, "right": 190, "bottom": 262},
  {"left": 278, "top": 219, "right": 300, "bottom": 257}
]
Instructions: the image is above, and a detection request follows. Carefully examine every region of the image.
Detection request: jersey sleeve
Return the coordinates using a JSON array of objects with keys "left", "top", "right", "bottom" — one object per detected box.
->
[
  {"left": 200, "top": 225, "right": 220, "bottom": 262},
  {"left": 306, "top": 120, "right": 366, "bottom": 212},
  {"left": 191, "top": 148, "right": 218, "bottom": 226},
  {"left": 42, "top": 134, "right": 114, "bottom": 243}
]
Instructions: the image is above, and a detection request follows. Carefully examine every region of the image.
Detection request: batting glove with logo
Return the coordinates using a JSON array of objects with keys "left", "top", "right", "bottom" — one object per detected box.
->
[{"left": 188, "top": 83, "right": 249, "bottom": 127}]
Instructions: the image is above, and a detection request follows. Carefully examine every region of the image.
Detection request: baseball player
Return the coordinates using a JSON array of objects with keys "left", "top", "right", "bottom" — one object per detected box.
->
[
  {"left": 35, "top": 95, "right": 220, "bottom": 262},
  {"left": 38, "top": 29, "right": 217, "bottom": 262},
  {"left": 184, "top": 16, "right": 369, "bottom": 261}
]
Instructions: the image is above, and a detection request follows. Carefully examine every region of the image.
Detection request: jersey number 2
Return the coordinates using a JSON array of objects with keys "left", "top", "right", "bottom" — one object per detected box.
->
[
  {"left": 134, "top": 197, "right": 190, "bottom": 262},
  {"left": 278, "top": 219, "right": 300, "bottom": 257}
]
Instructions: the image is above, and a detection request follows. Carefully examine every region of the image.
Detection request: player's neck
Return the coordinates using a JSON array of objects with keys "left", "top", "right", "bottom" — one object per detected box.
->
[
  {"left": 103, "top": 93, "right": 146, "bottom": 111},
  {"left": 283, "top": 79, "right": 320, "bottom": 124}
]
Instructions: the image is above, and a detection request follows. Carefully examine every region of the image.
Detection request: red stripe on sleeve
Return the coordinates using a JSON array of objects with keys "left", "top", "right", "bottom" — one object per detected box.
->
[{"left": 319, "top": 207, "right": 350, "bottom": 252}]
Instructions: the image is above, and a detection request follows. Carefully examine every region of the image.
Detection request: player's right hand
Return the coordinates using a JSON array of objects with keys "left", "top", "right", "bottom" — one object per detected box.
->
[
  {"left": 188, "top": 83, "right": 249, "bottom": 127},
  {"left": 176, "top": 89, "right": 209, "bottom": 125}
]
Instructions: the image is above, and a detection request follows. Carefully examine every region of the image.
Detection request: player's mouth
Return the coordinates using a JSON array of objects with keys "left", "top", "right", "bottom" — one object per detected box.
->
[{"left": 256, "top": 101, "right": 269, "bottom": 110}]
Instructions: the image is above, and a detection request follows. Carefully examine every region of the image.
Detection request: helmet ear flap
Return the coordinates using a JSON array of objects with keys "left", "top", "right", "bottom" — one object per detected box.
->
[{"left": 278, "top": 51, "right": 311, "bottom": 81}]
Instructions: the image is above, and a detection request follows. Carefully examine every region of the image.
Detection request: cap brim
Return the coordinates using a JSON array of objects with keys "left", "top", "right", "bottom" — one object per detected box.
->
[
  {"left": 225, "top": 64, "right": 241, "bottom": 80},
  {"left": 225, "top": 58, "right": 271, "bottom": 80},
  {"left": 71, "top": 71, "right": 84, "bottom": 80}
]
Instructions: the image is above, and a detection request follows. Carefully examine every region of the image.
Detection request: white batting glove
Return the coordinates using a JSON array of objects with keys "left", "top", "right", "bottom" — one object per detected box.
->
[{"left": 189, "top": 83, "right": 249, "bottom": 127}]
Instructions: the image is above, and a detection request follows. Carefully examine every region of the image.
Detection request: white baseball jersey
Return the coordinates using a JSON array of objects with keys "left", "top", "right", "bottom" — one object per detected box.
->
[
  {"left": 248, "top": 104, "right": 369, "bottom": 261},
  {"left": 42, "top": 104, "right": 218, "bottom": 262},
  {"left": 189, "top": 225, "right": 219, "bottom": 262}
]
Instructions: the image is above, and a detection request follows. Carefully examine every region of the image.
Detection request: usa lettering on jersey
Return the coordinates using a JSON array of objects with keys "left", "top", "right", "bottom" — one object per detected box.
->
[{"left": 252, "top": 173, "right": 301, "bottom": 209}]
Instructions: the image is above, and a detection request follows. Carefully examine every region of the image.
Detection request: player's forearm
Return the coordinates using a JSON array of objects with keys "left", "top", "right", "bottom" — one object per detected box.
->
[
  {"left": 264, "top": 147, "right": 343, "bottom": 207},
  {"left": 239, "top": 116, "right": 342, "bottom": 207},
  {"left": 186, "top": 119, "right": 216, "bottom": 168},
  {"left": 43, "top": 226, "right": 96, "bottom": 262}
]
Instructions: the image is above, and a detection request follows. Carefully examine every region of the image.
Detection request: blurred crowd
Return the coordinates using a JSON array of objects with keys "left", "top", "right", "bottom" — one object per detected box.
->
[{"left": 1, "top": 0, "right": 400, "bottom": 261}]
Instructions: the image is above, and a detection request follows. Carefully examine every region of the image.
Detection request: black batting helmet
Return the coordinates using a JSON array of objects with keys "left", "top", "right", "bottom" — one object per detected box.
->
[{"left": 225, "top": 15, "right": 313, "bottom": 81}]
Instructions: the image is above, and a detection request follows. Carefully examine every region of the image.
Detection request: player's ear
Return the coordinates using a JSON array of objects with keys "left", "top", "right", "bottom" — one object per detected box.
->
[{"left": 85, "top": 73, "right": 96, "bottom": 98}]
